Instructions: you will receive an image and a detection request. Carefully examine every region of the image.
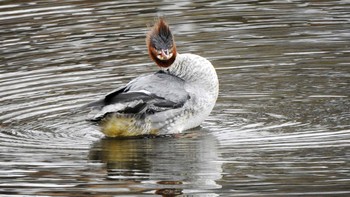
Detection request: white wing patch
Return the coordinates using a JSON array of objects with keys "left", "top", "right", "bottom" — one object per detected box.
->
[{"left": 88, "top": 100, "right": 144, "bottom": 120}]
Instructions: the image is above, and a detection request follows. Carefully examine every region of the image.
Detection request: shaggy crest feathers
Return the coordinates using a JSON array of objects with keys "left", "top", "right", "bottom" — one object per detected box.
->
[{"left": 146, "top": 18, "right": 177, "bottom": 68}]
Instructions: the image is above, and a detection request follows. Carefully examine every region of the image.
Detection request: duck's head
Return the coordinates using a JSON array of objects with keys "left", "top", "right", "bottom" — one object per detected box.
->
[{"left": 146, "top": 18, "right": 177, "bottom": 68}]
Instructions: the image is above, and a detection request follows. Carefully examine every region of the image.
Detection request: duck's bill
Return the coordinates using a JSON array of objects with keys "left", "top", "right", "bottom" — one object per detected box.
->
[{"left": 157, "top": 49, "right": 173, "bottom": 60}]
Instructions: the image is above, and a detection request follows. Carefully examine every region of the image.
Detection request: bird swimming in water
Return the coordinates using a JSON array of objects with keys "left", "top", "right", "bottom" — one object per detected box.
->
[{"left": 85, "top": 18, "right": 219, "bottom": 137}]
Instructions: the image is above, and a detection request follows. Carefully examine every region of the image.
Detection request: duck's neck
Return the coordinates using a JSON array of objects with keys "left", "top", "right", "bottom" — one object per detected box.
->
[
  {"left": 164, "top": 53, "right": 213, "bottom": 80},
  {"left": 163, "top": 53, "right": 219, "bottom": 98}
]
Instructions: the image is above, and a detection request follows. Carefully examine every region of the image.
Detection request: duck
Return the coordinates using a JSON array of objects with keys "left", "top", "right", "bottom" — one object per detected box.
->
[{"left": 85, "top": 18, "right": 219, "bottom": 137}]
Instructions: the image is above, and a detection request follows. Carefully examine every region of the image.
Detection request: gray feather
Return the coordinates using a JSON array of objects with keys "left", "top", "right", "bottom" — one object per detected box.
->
[{"left": 85, "top": 71, "right": 190, "bottom": 121}]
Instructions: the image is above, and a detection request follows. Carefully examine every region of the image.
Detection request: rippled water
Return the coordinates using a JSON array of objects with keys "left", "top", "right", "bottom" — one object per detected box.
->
[{"left": 1, "top": 0, "right": 349, "bottom": 196}]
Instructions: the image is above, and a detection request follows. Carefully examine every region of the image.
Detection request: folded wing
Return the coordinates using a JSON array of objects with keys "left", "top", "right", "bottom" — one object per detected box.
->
[{"left": 85, "top": 71, "right": 190, "bottom": 121}]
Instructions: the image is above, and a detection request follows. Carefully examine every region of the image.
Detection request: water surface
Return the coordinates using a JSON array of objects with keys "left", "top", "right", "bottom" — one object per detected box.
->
[{"left": 1, "top": 0, "right": 349, "bottom": 196}]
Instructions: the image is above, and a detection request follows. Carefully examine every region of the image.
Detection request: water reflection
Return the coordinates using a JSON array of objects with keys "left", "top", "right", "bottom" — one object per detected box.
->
[
  {"left": 89, "top": 131, "right": 223, "bottom": 195},
  {"left": 0, "top": 0, "right": 349, "bottom": 196}
]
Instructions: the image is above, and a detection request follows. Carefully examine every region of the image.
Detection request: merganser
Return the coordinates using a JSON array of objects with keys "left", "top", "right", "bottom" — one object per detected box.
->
[{"left": 85, "top": 18, "right": 219, "bottom": 137}]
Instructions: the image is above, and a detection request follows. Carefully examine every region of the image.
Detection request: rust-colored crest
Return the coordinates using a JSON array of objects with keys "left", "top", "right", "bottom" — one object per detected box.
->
[{"left": 146, "top": 18, "right": 177, "bottom": 68}]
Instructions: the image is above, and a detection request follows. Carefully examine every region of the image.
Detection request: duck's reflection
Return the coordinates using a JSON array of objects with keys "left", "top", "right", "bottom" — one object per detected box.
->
[{"left": 89, "top": 131, "right": 222, "bottom": 195}]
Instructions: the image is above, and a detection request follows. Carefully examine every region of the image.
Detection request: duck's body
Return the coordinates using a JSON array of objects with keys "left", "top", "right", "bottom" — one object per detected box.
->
[{"left": 85, "top": 19, "right": 218, "bottom": 137}]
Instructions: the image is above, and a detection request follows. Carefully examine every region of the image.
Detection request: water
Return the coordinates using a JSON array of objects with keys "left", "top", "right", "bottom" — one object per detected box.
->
[{"left": 1, "top": 0, "right": 349, "bottom": 196}]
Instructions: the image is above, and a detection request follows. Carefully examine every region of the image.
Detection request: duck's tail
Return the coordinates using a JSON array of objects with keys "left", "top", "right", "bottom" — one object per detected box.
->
[{"left": 99, "top": 113, "right": 158, "bottom": 137}]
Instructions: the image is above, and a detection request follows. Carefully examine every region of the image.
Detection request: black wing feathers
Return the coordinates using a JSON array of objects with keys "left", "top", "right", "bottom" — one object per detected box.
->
[{"left": 85, "top": 72, "right": 189, "bottom": 117}]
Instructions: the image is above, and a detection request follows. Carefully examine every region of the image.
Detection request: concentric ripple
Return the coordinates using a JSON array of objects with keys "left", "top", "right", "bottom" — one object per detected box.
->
[{"left": 1, "top": 0, "right": 349, "bottom": 196}]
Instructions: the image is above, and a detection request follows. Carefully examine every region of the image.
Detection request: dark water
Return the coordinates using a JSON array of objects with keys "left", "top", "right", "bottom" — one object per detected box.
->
[{"left": 1, "top": 0, "right": 349, "bottom": 196}]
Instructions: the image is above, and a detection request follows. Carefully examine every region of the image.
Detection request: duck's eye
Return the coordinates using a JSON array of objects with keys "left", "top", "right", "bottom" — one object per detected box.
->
[
  {"left": 153, "top": 46, "right": 159, "bottom": 50},
  {"left": 152, "top": 46, "right": 160, "bottom": 53}
]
